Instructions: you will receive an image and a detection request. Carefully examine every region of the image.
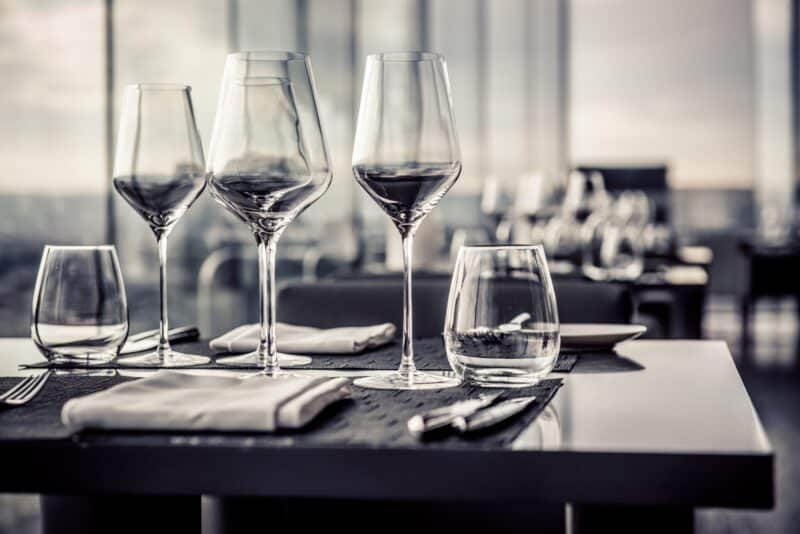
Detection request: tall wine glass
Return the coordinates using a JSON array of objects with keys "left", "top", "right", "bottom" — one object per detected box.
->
[
  {"left": 352, "top": 52, "right": 461, "bottom": 390},
  {"left": 207, "top": 52, "right": 331, "bottom": 376},
  {"left": 112, "top": 84, "right": 209, "bottom": 367}
]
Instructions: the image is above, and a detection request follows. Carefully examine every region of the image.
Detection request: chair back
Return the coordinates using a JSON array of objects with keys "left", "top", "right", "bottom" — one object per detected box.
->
[{"left": 278, "top": 275, "right": 633, "bottom": 337}]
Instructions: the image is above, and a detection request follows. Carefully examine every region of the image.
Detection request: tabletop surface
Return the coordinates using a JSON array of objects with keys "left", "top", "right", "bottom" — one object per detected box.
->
[{"left": 0, "top": 338, "right": 773, "bottom": 508}]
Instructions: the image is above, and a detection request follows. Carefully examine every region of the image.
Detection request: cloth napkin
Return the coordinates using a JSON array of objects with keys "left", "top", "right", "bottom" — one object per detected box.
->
[
  {"left": 209, "top": 322, "right": 397, "bottom": 355},
  {"left": 61, "top": 371, "right": 351, "bottom": 433}
]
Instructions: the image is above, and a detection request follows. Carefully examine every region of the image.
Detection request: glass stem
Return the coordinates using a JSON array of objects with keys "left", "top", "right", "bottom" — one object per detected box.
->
[
  {"left": 257, "top": 232, "right": 280, "bottom": 376},
  {"left": 156, "top": 231, "right": 170, "bottom": 361},
  {"left": 398, "top": 226, "right": 417, "bottom": 380}
]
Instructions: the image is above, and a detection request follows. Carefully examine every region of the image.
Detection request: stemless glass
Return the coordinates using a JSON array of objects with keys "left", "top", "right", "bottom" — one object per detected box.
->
[
  {"left": 112, "top": 84, "right": 209, "bottom": 367},
  {"left": 207, "top": 52, "right": 332, "bottom": 376},
  {"left": 32, "top": 246, "right": 129, "bottom": 365},
  {"left": 444, "top": 245, "right": 560, "bottom": 387},
  {"left": 352, "top": 52, "right": 461, "bottom": 390}
]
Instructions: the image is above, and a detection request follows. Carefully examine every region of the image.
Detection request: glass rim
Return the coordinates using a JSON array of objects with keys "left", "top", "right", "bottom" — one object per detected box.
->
[
  {"left": 126, "top": 83, "right": 191, "bottom": 92},
  {"left": 43, "top": 245, "right": 117, "bottom": 251},
  {"left": 367, "top": 51, "right": 444, "bottom": 62},
  {"left": 227, "top": 50, "right": 308, "bottom": 62},
  {"left": 459, "top": 244, "right": 546, "bottom": 251}
]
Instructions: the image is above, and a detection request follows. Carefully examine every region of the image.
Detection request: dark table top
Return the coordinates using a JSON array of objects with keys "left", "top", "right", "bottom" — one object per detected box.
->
[{"left": 0, "top": 338, "right": 773, "bottom": 509}]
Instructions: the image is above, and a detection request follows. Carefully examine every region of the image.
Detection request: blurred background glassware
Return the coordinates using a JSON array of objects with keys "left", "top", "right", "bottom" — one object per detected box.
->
[
  {"left": 449, "top": 227, "right": 491, "bottom": 263},
  {"left": 539, "top": 171, "right": 607, "bottom": 264},
  {"left": 352, "top": 51, "right": 461, "bottom": 390},
  {"left": 641, "top": 222, "right": 678, "bottom": 256},
  {"left": 511, "top": 404, "right": 562, "bottom": 450},
  {"left": 581, "top": 199, "right": 645, "bottom": 282},
  {"left": 481, "top": 175, "right": 513, "bottom": 243},
  {"left": 112, "top": 83, "right": 208, "bottom": 367},
  {"left": 31, "top": 246, "right": 128, "bottom": 365},
  {"left": 580, "top": 212, "right": 612, "bottom": 281},
  {"left": 511, "top": 172, "right": 562, "bottom": 249},
  {"left": 615, "top": 190, "right": 652, "bottom": 230},
  {"left": 603, "top": 222, "right": 645, "bottom": 281},
  {"left": 563, "top": 170, "right": 610, "bottom": 222},
  {"left": 444, "top": 245, "right": 560, "bottom": 387},
  {"left": 543, "top": 215, "right": 583, "bottom": 263},
  {"left": 207, "top": 52, "right": 332, "bottom": 376}
]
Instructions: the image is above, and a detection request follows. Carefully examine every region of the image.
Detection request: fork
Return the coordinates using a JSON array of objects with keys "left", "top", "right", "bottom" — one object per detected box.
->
[{"left": 0, "top": 371, "right": 52, "bottom": 407}]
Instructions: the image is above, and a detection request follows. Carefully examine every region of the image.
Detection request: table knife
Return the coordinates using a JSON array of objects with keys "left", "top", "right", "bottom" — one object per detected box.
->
[
  {"left": 452, "top": 396, "right": 537, "bottom": 433},
  {"left": 407, "top": 392, "right": 503, "bottom": 438},
  {"left": 120, "top": 326, "right": 200, "bottom": 355}
]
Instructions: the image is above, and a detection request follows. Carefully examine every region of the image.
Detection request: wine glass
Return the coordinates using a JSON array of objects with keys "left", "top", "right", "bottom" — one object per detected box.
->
[
  {"left": 352, "top": 51, "right": 461, "bottom": 390},
  {"left": 207, "top": 52, "right": 331, "bottom": 376},
  {"left": 112, "top": 84, "right": 208, "bottom": 367},
  {"left": 32, "top": 245, "right": 128, "bottom": 366}
]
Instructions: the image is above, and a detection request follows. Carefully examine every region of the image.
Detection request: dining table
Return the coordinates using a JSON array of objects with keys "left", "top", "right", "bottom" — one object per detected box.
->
[{"left": 0, "top": 336, "right": 772, "bottom": 534}]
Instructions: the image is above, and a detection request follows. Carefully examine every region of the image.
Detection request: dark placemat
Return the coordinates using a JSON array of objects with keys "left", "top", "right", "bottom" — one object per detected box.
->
[
  {"left": 552, "top": 353, "right": 578, "bottom": 372},
  {"left": 23, "top": 337, "right": 578, "bottom": 373},
  {"left": 0, "top": 374, "right": 122, "bottom": 440},
  {"left": 0, "top": 375, "right": 562, "bottom": 450}
]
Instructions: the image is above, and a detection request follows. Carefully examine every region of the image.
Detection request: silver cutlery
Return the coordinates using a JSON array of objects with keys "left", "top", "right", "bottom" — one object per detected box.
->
[
  {"left": 453, "top": 396, "right": 537, "bottom": 433},
  {"left": 0, "top": 371, "right": 52, "bottom": 407},
  {"left": 120, "top": 326, "right": 200, "bottom": 355},
  {"left": 407, "top": 392, "right": 504, "bottom": 438}
]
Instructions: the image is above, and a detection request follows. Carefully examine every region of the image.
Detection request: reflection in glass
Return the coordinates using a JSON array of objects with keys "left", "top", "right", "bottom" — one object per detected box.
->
[
  {"left": 511, "top": 405, "right": 562, "bottom": 450},
  {"left": 32, "top": 246, "right": 128, "bottom": 365},
  {"left": 444, "top": 245, "right": 560, "bottom": 387}
]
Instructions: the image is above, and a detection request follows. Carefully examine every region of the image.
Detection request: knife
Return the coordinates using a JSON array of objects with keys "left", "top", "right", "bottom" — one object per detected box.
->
[
  {"left": 407, "top": 392, "right": 504, "bottom": 439},
  {"left": 452, "top": 396, "right": 537, "bottom": 433},
  {"left": 120, "top": 326, "right": 200, "bottom": 355}
]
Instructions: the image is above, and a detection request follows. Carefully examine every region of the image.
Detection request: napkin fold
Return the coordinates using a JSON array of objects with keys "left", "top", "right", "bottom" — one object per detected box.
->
[
  {"left": 61, "top": 371, "right": 351, "bottom": 432},
  {"left": 209, "top": 322, "right": 397, "bottom": 355}
]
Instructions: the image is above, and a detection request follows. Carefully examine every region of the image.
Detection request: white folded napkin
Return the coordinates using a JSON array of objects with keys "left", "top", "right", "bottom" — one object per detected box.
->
[
  {"left": 61, "top": 371, "right": 351, "bottom": 433},
  {"left": 209, "top": 322, "right": 397, "bottom": 355}
]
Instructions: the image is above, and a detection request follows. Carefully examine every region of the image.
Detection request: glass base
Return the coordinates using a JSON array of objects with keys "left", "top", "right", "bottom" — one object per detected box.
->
[
  {"left": 354, "top": 370, "right": 461, "bottom": 390},
  {"left": 117, "top": 350, "right": 210, "bottom": 368},
  {"left": 46, "top": 351, "right": 117, "bottom": 367},
  {"left": 461, "top": 368, "right": 546, "bottom": 388},
  {"left": 215, "top": 352, "right": 312, "bottom": 368},
  {"left": 239, "top": 368, "right": 297, "bottom": 379}
]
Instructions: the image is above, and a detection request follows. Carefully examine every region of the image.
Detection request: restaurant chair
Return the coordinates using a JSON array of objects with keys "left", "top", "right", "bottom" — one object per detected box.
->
[
  {"left": 196, "top": 247, "right": 349, "bottom": 337},
  {"left": 738, "top": 236, "right": 800, "bottom": 361},
  {"left": 277, "top": 276, "right": 633, "bottom": 335}
]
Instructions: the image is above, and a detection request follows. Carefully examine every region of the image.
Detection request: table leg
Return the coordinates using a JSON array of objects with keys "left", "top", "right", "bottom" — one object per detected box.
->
[
  {"left": 568, "top": 504, "right": 694, "bottom": 534},
  {"left": 203, "top": 496, "right": 565, "bottom": 533},
  {"left": 41, "top": 494, "right": 200, "bottom": 534}
]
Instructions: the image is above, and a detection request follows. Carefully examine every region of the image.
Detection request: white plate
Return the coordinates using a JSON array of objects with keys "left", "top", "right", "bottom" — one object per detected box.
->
[{"left": 560, "top": 323, "right": 647, "bottom": 350}]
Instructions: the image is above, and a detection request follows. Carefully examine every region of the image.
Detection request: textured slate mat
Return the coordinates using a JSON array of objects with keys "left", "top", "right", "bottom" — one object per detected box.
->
[
  {"left": 0, "top": 375, "right": 562, "bottom": 450},
  {"left": 24, "top": 337, "right": 579, "bottom": 373}
]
